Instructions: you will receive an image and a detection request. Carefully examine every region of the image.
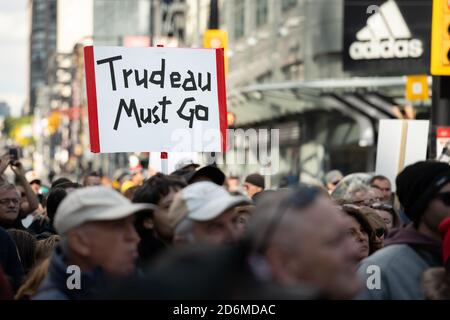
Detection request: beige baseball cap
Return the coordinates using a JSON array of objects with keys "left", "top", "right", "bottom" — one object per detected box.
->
[{"left": 54, "top": 186, "right": 156, "bottom": 235}]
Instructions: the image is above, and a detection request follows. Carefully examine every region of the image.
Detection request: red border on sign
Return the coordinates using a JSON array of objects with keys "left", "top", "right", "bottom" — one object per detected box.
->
[
  {"left": 84, "top": 46, "right": 100, "bottom": 153},
  {"left": 215, "top": 48, "right": 227, "bottom": 152},
  {"left": 437, "top": 127, "right": 450, "bottom": 138}
]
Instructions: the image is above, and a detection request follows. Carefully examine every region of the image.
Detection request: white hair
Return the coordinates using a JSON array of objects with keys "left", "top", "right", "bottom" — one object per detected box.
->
[{"left": 0, "top": 182, "right": 19, "bottom": 194}]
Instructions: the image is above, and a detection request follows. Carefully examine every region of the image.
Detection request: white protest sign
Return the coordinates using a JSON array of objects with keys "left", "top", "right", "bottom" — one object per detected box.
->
[
  {"left": 84, "top": 46, "right": 227, "bottom": 153},
  {"left": 149, "top": 152, "right": 199, "bottom": 174},
  {"left": 375, "top": 120, "right": 429, "bottom": 191}
]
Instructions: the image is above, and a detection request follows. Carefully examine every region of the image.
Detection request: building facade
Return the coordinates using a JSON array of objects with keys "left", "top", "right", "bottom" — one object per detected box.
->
[
  {"left": 28, "top": 0, "right": 57, "bottom": 116},
  {"left": 0, "top": 101, "right": 11, "bottom": 118},
  {"left": 183, "top": 0, "right": 432, "bottom": 186}
]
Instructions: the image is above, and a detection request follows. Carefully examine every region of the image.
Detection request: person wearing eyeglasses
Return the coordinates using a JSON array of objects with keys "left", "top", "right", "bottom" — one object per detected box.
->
[
  {"left": 0, "top": 182, "right": 21, "bottom": 230},
  {"left": 369, "top": 202, "right": 401, "bottom": 229},
  {"left": 357, "top": 161, "right": 450, "bottom": 300},
  {"left": 340, "top": 182, "right": 384, "bottom": 207},
  {"left": 0, "top": 155, "right": 40, "bottom": 228}
]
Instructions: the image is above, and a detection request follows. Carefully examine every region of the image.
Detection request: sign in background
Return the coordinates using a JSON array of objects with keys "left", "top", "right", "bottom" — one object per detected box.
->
[
  {"left": 84, "top": 46, "right": 227, "bottom": 153},
  {"left": 436, "top": 126, "right": 450, "bottom": 158},
  {"left": 343, "top": 0, "right": 432, "bottom": 75},
  {"left": 375, "top": 119, "right": 429, "bottom": 191},
  {"left": 204, "top": 29, "right": 228, "bottom": 74},
  {"left": 405, "top": 75, "right": 430, "bottom": 101}
]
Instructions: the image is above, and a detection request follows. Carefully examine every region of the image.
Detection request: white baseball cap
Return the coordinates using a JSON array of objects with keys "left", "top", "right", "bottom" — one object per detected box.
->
[
  {"left": 168, "top": 181, "right": 251, "bottom": 228},
  {"left": 174, "top": 158, "right": 200, "bottom": 171},
  {"left": 25, "top": 170, "right": 41, "bottom": 184},
  {"left": 54, "top": 186, "right": 156, "bottom": 235}
]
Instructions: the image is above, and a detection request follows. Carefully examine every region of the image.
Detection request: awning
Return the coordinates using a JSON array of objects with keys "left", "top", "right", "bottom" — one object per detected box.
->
[{"left": 227, "top": 76, "right": 431, "bottom": 146}]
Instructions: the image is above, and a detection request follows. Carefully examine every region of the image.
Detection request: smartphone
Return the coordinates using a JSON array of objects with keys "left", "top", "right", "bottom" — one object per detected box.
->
[{"left": 8, "top": 147, "right": 18, "bottom": 162}]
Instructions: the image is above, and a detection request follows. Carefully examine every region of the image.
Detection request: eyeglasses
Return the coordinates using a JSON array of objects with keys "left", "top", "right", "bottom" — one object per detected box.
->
[
  {"left": 0, "top": 198, "right": 20, "bottom": 206},
  {"left": 351, "top": 198, "right": 381, "bottom": 206},
  {"left": 369, "top": 203, "right": 394, "bottom": 212},
  {"left": 435, "top": 192, "right": 450, "bottom": 206}
]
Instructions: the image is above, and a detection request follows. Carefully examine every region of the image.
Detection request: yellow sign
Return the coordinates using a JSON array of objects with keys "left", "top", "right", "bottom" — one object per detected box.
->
[
  {"left": 47, "top": 111, "right": 61, "bottom": 134},
  {"left": 204, "top": 29, "right": 228, "bottom": 74},
  {"left": 431, "top": 0, "right": 450, "bottom": 75},
  {"left": 405, "top": 75, "right": 429, "bottom": 101}
]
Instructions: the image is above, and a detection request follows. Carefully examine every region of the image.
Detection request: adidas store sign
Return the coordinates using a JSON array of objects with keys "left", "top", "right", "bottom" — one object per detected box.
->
[
  {"left": 349, "top": 39, "right": 423, "bottom": 60},
  {"left": 348, "top": 0, "right": 423, "bottom": 61}
]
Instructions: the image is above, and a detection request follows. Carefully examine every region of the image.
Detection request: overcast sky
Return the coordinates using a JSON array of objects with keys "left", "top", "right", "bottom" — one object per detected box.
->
[{"left": 0, "top": 0, "right": 28, "bottom": 117}]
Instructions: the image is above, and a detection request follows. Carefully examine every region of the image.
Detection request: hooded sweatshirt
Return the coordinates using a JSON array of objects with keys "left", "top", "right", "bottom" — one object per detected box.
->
[{"left": 356, "top": 224, "right": 442, "bottom": 300}]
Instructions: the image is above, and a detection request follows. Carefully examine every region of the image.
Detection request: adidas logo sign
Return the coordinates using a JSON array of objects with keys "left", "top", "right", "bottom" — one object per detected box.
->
[{"left": 349, "top": 0, "right": 423, "bottom": 60}]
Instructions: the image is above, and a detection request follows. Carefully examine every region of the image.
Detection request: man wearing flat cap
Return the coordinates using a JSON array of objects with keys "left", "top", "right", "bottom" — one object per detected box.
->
[
  {"left": 33, "top": 186, "right": 155, "bottom": 300},
  {"left": 357, "top": 161, "right": 450, "bottom": 300}
]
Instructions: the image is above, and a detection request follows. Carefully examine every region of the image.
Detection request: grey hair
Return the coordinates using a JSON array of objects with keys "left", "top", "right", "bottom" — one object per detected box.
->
[
  {"left": 342, "top": 182, "right": 372, "bottom": 201},
  {"left": 174, "top": 217, "right": 195, "bottom": 244},
  {"left": 0, "top": 182, "right": 19, "bottom": 193}
]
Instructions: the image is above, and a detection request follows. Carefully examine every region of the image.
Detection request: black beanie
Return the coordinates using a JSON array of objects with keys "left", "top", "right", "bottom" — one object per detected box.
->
[
  {"left": 396, "top": 161, "right": 450, "bottom": 225},
  {"left": 245, "top": 173, "right": 265, "bottom": 189}
]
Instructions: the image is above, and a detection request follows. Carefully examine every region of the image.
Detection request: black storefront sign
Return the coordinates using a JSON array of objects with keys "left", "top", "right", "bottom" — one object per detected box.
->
[{"left": 343, "top": 0, "right": 432, "bottom": 75}]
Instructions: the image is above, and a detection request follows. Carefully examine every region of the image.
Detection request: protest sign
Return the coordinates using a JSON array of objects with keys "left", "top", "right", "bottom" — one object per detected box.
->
[
  {"left": 84, "top": 46, "right": 227, "bottom": 153},
  {"left": 375, "top": 119, "right": 429, "bottom": 191},
  {"left": 436, "top": 127, "right": 450, "bottom": 160}
]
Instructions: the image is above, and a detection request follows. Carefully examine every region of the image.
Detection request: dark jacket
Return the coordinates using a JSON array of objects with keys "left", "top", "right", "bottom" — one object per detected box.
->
[
  {"left": 357, "top": 224, "right": 442, "bottom": 300},
  {"left": 0, "top": 266, "right": 14, "bottom": 299},
  {"left": 136, "top": 232, "right": 167, "bottom": 271},
  {"left": 0, "top": 226, "right": 24, "bottom": 291},
  {"left": 95, "top": 242, "right": 322, "bottom": 300},
  {"left": 27, "top": 215, "right": 57, "bottom": 240},
  {"left": 33, "top": 246, "right": 104, "bottom": 300},
  {"left": 0, "top": 218, "right": 26, "bottom": 231}
]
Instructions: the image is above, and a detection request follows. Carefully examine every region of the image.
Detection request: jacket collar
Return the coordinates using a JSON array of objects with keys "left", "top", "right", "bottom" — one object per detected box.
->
[{"left": 47, "top": 246, "right": 105, "bottom": 300}]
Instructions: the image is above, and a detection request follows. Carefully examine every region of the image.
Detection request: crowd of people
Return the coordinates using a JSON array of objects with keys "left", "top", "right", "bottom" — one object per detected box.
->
[{"left": 1, "top": 153, "right": 450, "bottom": 300}]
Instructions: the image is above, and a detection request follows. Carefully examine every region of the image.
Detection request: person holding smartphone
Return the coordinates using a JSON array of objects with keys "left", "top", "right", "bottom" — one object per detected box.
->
[{"left": 0, "top": 153, "right": 40, "bottom": 228}]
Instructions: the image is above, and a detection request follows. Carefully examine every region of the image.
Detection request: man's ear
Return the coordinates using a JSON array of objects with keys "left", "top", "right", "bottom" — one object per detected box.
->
[
  {"left": 67, "top": 229, "right": 91, "bottom": 257},
  {"left": 143, "top": 216, "right": 154, "bottom": 230},
  {"left": 265, "top": 245, "right": 300, "bottom": 285},
  {"left": 172, "top": 234, "right": 187, "bottom": 246}
]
